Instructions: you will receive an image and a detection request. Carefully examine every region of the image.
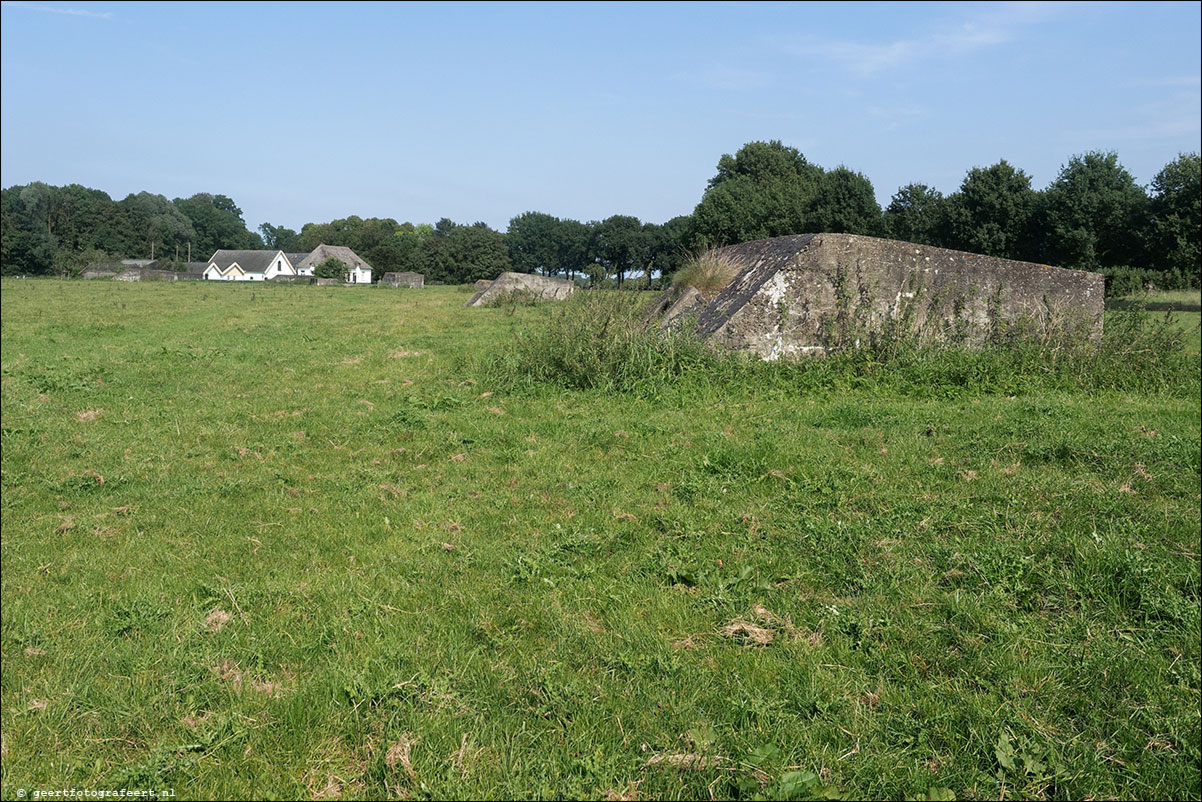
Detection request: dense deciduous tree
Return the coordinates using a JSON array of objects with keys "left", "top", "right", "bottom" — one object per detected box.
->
[
  {"left": 594, "top": 215, "right": 644, "bottom": 286},
  {"left": 1040, "top": 152, "right": 1148, "bottom": 269},
  {"left": 174, "top": 193, "right": 262, "bottom": 258},
  {"left": 815, "top": 166, "right": 883, "bottom": 235},
  {"left": 506, "top": 211, "right": 560, "bottom": 275},
  {"left": 692, "top": 140, "right": 825, "bottom": 246},
  {"left": 551, "top": 218, "right": 593, "bottom": 279},
  {"left": 943, "top": 161, "right": 1039, "bottom": 261},
  {"left": 120, "top": 192, "right": 196, "bottom": 261},
  {"left": 418, "top": 219, "right": 512, "bottom": 283},
  {"left": 259, "top": 222, "right": 301, "bottom": 252},
  {"left": 884, "top": 183, "right": 946, "bottom": 246},
  {"left": 1148, "top": 152, "right": 1201, "bottom": 282}
]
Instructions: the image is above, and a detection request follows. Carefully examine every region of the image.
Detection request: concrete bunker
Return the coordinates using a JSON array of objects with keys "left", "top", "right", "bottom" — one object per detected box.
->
[
  {"left": 688, "top": 234, "right": 1104, "bottom": 360},
  {"left": 465, "top": 272, "right": 576, "bottom": 307}
]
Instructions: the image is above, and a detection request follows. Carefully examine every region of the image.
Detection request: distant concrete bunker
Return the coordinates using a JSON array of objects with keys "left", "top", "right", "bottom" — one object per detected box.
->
[
  {"left": 693, "top": 234, "right": 1104, "bottom": 360},
  {"left": 380, "top": 272, "right": 424, "bottom": 288},
  {"left": 465, "top": 272, "right": 576, "bottom": 307}
]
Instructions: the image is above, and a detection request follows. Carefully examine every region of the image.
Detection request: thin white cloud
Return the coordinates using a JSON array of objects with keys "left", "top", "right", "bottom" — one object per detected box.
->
[
  {"left": 776, "top": 1, "right": 1066, "bottom": 77},
  {"left": 1, "top": 1, "right": 113, "bottom": 19}
]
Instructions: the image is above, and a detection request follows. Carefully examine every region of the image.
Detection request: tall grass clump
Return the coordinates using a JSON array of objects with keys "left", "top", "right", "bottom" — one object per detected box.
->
[
  {"left": 486, "top": 287, "right": 1199, "bottom": 399},
  {"left": 485, "top": 291, "right": 725, "bottom": 392},
  {"left": 671, "top": 248, "right": 744, "bottom": 296},
  {"left": 764, "top": 305, "right": 1200, "bottom": 397}
]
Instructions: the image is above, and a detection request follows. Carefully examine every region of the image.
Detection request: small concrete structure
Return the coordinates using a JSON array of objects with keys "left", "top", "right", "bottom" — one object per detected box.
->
[
  {"left": 81, "top": 264, "right": 120, "bottom": 279},
  {"left": 113, "top": 268, "right": 183, "bottom": 282},
  {"left": 465, "top": 272, "right": 576, "bottom": 307},
  {"left": 380, "top": 272, "right": 424, "bottom": 288},
  {"left": 472, "top": 279, "right": 492, "bottom": 292},
  {"left": 693, "top": 234, "right": 1104, "bottom": 360}
]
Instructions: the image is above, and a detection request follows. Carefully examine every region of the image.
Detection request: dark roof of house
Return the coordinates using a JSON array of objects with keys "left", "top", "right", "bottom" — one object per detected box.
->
[
  {"left": 207, "top": 250, "right": 285, "bottom": 274},
  {"left": 295, "top": 244, "right": 372, "bottom": 272},
  {"left": 285, "top": 252, "right": 308, "bottom": 265}
]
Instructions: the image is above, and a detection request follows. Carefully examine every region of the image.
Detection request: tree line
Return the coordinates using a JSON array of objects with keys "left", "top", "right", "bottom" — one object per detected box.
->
[{"left": 2, "top": 143, "right": 1197, "bottom": 291}]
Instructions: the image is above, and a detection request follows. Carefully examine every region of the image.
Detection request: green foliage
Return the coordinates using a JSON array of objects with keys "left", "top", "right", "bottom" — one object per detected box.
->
[
  {"left": 885, "top": 183, "right": 947, "bottom": 245},
  {"left": 593, "top": 215, "right": 644, "bottom": 286},
  {"left": 258, "top": 222, "right": 300, "bottom": 252},
  {"left": 816, "top": 166, "right": 883, "bottom": 235},
  {"left": 419, "top": 218, "right": 512, "bottom": 283},
  {"left": 506, "top": 211, "right": 560, "bottom": 275},
  {"left": 1041, "top": 151, "right": 1149, "bottom": 270},
  {"left": 1148, "top": 152, "right": 1201, "bottom": 284},
  {"left": 943, "top": 160, "right": 1039, "bottom": 260},
  {"left": 313, "top": 256, "right": 349, "bottom": 281},
  {"left": 173, "top": 193, "right": 262, "bottom": 257},
  {"left": 484, "top": 291, "right": 720, "bottom": 392},
  {"left": 692, "top": 140, "right": 825, "bottom": 246},
  {"left": 0, "top": 182, "right": 261, "bottom": 275}
]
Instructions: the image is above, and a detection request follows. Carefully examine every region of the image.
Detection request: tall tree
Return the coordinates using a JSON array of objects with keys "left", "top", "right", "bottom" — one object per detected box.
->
[
  {"left": 419, "top": 219, "right": 511, "bottom": 283},
  {"left": 507, "top": 211, "right": 560, "bottom": 275},
  {"left": 259, "top": 222, "right": 301, "bottom": 252},
  {"left": 943, "top": 160, "right": 1039, "bottom": 260},
  {"left": 884, "top": 183, "right": 947, "bottom": 246},
  {"left": 551, "top": 218, "right": 593, "bottom": 280},
  {"left": 174, "top": 193, "right": 261, "bottom": 258},
  {"left": 814, "top": 166, "right": 883, "bottom": 235},
  {"left": 691, "top": 140, "right": 826, "bottom": 246},
  {"left": 1040, "top": 152, "right": 1148, "bottom": 269},
  {"left": 594, "top": 215, "right": 644, "bottom": 286},
  {"left": 1148, "top": 152, "right": 1201, "bottom": 284},
  {"left": 120, "top": 192, "right": 195, "bottom": 260}
]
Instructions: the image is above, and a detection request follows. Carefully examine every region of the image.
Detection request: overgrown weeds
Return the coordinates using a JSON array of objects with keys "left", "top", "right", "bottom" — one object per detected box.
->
[
  {"left": 485, "top": 290, "right": 1200, "bottom": 398},
  {"left": 482, "top": 291, "right": 722, "bottom": 392}
]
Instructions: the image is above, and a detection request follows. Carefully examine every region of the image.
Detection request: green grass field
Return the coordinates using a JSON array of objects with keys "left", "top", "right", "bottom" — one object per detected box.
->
[{"left": 2, "top": 279, "right": 1199, "bottom": 801}]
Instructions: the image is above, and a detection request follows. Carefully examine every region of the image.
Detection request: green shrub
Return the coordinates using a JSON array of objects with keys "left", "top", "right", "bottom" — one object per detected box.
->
[{"left": 314, "top": 257, "right": 349, "bottom": 281}]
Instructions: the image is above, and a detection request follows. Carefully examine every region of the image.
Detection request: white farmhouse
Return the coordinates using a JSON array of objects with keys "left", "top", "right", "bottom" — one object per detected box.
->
[
  {"left": 203, "top": 250, "right": 297, "bottom": 281},
  {"left": 293, "top": 244, "right": 374, "bottom": 284},
  {"left": 202, "top": 244, "right": 375, "bottom": 283}
]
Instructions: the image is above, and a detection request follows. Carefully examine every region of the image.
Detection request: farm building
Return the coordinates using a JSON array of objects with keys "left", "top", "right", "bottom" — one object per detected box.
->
[{"left": 201, "top": 245, "right": 374, "bottom": 283}]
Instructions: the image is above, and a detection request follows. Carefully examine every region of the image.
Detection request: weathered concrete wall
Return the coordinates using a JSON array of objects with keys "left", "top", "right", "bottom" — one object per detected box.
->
[
  {"left": 380, "top": 272, "right": 424, "bottom": 288},
  {"left": 643, "top": 285, "right": 709, "bottom": 330},
  {"left": 465, "top": 272, "right": 576, "bottom": 307},
  {"left": 113, "top": 268, "right": 181, "bottom": 282},
  {"left": 81, "top": 267, "right": 119, "bottom": 280},
  {"left": 697, "top": 234, "right": 1104, "bottom": 360}
]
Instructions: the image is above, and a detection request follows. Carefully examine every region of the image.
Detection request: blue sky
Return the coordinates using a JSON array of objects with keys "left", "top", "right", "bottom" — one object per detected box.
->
[{"left": 1, "top": 1, "right": 1199, "bottom": 234}]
